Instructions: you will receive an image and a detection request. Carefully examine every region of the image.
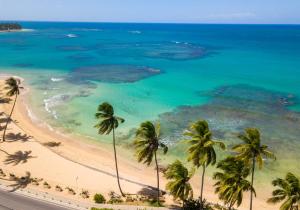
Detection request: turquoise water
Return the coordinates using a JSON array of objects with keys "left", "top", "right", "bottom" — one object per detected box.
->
[{"left": 0, "top": 22, "right": 300, "bottom": 178}]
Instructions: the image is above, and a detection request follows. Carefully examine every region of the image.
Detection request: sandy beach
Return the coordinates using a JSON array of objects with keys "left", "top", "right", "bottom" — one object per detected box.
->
[{"left": 0, "top": 75, "right": 276, "bottom": 209}]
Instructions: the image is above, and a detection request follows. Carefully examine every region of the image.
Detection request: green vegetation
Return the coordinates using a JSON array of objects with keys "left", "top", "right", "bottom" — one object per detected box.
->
[
  {"left": 2, "top": 77, "right": 22, "bottom": 142},
  {"left": 134, "top": 121, "right": 168, "bottom": 206},
  {"left": 107, "top": 191, "right": 123, "bottom": 204},
  {"left": 184, "top": 120, "right": 225, "bottom": 203},
  {"left": 183, "top": 199, "right": 213, "bottom": 210},
  {"left": 0, "top": 23, "right": 22, "bottom": 31},
  {"left": 95, "top": 102, "right": 125, "bottom": 196},
  {"left": 91, "top": 208, "right": 113, "bottom": 210},
  {"left": 90, "top": 100, "right": 281, "bottom": 209},
  {"left": 233, "top": 128, "right": 276, "bottom": 210},
  {"left": 164, "top": 160, "right": 194, "bottom": 205},
  {"left": 93, "top": 193, "right": 106, "bottom": 204},
  {"left": 268, "top": 172, "right": 300, "bottom": 210},
  {"left": 213, "top": 157, "right": 254, "bottom": 210}
]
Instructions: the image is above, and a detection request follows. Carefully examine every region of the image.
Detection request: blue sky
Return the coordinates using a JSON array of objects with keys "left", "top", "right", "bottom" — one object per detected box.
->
[{"left": 0, "top": 0, "right": 299, "bottom": 24}]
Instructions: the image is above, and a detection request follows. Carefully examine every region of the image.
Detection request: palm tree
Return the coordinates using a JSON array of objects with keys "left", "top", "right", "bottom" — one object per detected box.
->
[
  {"left": 164, "top": 160, "right": 195, "bottom": 205},
  {"left": 213, "top": 156, "right": 255, "bottom": 210},
  {"left": 184, "top": 120, "right": 225, "bottom": 203},
  {"left": 2, "top": 77, "right": 22, "bottom": 142},
  {"left": 268, "top": 172, "right": 300, "bottom": 210},
  {"left": 94, "top": 102, "right": 125, "bottom": 196},
  {"left": 134, "top": 121, "right": 168, "bottom": 206},
  {"left": 233, "top": 128, "right": 276, "bottom": 210}
]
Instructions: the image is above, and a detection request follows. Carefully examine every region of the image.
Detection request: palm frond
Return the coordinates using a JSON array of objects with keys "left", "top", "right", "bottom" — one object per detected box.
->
[
  {"left": 134, "top": 121, "right": 167, "bottom": 166},
  {"left": 269, "top": 172, "right": 300, "bottom": 210}
]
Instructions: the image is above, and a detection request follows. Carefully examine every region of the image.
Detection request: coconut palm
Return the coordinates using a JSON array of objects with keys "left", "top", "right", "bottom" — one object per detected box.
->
[
  {"left": 233, "top": 128, "right": 276, "bottom": 210},
  {"left": 94, "top": 102, "right": 125, "bottom": 196},
  {"left": 268, "top": 172, "right": 300, "bottom": 210},
  {"left": 213, "top": 156, "right": 255, "bottom": 210},
  {"left": 164, "top": 160, "right": 195, "bottom": 205},
  {"left": 184, "top": 120, "right": 225, "bottom": 203},
  {"left": 134, "top": 121, "right": 168, "bottom": 206},
  {"left": 2, "top": 77, "right": 22, "bottom": 142}
]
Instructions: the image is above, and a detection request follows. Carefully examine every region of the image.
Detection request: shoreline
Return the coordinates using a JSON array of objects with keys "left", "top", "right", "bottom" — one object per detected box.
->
[
  {"left": 0, "top": 75, "right": 161, "bottom": 196},
  {"left": 0, "top": 75, "right": 277, "bottom": 209},
  {"left": 0, "top": 29, "right": 34, "bottom": 33}
]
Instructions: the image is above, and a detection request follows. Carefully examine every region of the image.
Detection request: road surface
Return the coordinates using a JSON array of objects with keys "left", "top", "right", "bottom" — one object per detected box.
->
[{"left": 0, "top": 188, "right": 77, "bottom": 210}]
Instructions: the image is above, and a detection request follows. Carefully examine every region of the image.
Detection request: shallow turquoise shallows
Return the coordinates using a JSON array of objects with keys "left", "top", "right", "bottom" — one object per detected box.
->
[{"left": 0, "top": 22, "right": 300, "bottom": 179}]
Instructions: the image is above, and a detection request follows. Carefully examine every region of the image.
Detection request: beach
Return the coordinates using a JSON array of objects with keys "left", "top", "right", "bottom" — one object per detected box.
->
[
  {"left": 0, "top": 22, "right": 299, "bottom": 210},
  {"left": 0, "top": 75, "right": 160, "bottom": 196},
  {"left": 0, "top": 75, "right": 279, "bottom": 209}
]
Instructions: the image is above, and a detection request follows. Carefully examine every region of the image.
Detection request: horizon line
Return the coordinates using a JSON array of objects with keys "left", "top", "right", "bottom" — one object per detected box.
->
[{"left": 0, "top": 19, "right": 300, "bottom": 26}]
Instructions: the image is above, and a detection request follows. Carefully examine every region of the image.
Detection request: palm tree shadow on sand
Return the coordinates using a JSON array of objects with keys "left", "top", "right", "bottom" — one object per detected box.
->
[
  {"left": 4, "top": 151, "right": 36, "bottom": 165},
  {"left": 5, "top": 132, "right": 33, "bottom": 142},
  {"left": 8, "top": 171, "right": 33, "bottom": 192},
  {"left": 0, "top": 98, "right": 12, "bottom": 104},
  {"left": 137, "top": 186, "right": 166, "bottom": 199},
  {"left": 0, "top": 112, "right": 8, "bottom": 125},
  {"left": 0, "top": 172, "right": 41, "bottom": 192}
]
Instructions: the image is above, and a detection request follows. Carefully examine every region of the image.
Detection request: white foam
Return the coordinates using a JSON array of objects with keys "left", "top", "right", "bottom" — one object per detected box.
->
[
  {"left": 0, "top": 28, "right": 35, "bottom": 33},
  {"left": 129, "top": 30, "right": 142, "bottom": 34},
  {"left": 25, "top": 104, "right": 39, "bottom": 123},
  {"left": 51, "top": 77, "right": 64, "bottom": 82},
  {"left": 66, "top": 34, "right": 77, "bottom": 38},
  {"left": 43, "top": 94, "right": 70, "bottom": 119},
  {"left": 22, "top": 29, "right": 35, "bottom": 32}
]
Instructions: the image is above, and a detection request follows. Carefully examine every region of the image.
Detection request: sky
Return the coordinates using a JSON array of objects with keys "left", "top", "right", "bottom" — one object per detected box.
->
[{"left": 0, "top": 0, "right": 299, "bottom": 24}]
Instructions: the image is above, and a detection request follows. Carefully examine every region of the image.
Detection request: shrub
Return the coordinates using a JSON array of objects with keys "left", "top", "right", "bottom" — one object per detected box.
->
[
  {"left": 148, "top": 199, "right": 164, "bottom": 207},
  {"left": 213, "top": 203, "right": 237, "bottom": 210},
  {"left": 80, "top": 190, "right": 90, "bottom": 199},
  {"left": 65, "top": 187, "right": 76, "bottom": 195},
  {"left": 55, "top": 185, "right": 63, "bottom": 192},
  {"left": 31, "top": 178, "right": 42, "bottom": 186},
  {"left": 107, "top": 191, "right": 122, "bottom": 204},
  {"left": 43, "top": 182, "right": 51, "bottom": 189},
  {"left": 93, "top": 193, "right": 106, "bottom": 204},
  {"left": 183, "top": 199, "right": 213, "bottom": 210}
]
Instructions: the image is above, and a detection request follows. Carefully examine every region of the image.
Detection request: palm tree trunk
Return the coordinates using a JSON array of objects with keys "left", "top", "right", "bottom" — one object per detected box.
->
[
  {"left": 200, "top": 165, "right": 206, "bottom": 203},
  {"left": 229, "top": 200, "right": 235, "bottom": 210},
  {"left": 112, "top": 127, "right": 124, "bottom": 197},
  {"left": 250, "top": 157, "right": 255, "bottom": 210},
  {"left": 154, "top": 151, "right": 160, "bottom": 206},
  {"left": 2, "top": 94, "right": 18, "bottom": 142}
]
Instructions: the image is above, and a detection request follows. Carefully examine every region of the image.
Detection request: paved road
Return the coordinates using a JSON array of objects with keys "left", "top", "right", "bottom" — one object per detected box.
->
[{"left": 0, "top": 188, "right": 76, "bottom": 210}]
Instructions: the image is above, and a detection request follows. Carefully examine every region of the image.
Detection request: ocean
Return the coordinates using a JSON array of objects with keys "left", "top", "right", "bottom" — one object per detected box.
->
[{"left": 0, "top": 22, "right": 300, "bottom": 180}]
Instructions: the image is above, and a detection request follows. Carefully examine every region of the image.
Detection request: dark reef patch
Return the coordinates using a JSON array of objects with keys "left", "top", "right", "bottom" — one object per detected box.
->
[
  {"left": 57, "top": 41, "right": 209, "bottom": 61},
  {"left": 93, "top": 41, "right": 209, "bottom": 61},
  {"left": 143, "top": 42, "right": 207, "bottom": 60},
  {"left": 158, "top": 84, "right": 300, "bottom": 148},
  {"left": 67, "top": 64, "right": 161, "bottom": 83}
]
